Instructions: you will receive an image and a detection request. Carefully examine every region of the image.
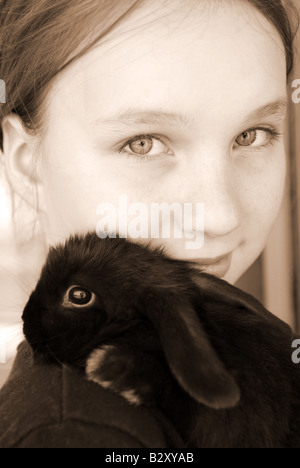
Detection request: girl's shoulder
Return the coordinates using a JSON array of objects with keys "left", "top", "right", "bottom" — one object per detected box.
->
[{"left": 0, "top": 341, "right": 182, "bottom": 448}]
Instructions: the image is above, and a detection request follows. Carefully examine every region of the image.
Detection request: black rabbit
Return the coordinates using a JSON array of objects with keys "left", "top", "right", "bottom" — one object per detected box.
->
[{"left": 22, "top": 232, "right": 300, "bottom": 448}]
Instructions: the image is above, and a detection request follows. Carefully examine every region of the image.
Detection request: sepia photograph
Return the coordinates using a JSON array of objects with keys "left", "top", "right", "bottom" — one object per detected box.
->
[{"left": 0, "top": 0, "right": 300, "bottom": 450}]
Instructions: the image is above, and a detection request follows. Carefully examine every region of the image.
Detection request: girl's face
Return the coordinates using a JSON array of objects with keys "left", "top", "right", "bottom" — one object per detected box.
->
[{"left": 35, "top": 1, "right": 287, "bottom": 284}]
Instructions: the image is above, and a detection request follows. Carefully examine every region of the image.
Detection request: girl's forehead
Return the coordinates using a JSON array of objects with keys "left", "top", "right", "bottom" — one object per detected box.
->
[
  {"left": 46, "top": 0, "right": 286, "bottom": 126},
  {"left": 85, "top": 0, "right": 285, "bottom": 59}
]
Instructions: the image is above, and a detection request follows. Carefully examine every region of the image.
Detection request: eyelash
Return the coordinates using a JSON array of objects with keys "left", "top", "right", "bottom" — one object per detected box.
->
[
  {"left": 118, "top": 134, "right": 169, "bottom": 162},
  {"left": 118, "top": 127, "right": 282, "bottom": 162},
  {"left": 238, "top": 127, "right": 282, "bottom": 153}
]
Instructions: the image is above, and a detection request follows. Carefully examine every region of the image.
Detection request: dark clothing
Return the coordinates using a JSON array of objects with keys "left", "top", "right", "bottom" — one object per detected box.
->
[{"left": 0, "top": 341, "right": 183, "bottom": 448}]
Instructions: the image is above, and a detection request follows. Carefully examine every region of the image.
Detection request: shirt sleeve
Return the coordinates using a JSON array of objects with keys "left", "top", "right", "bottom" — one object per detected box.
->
[{"left": 12, "top": 420, "right": 146, "bottom": 448}]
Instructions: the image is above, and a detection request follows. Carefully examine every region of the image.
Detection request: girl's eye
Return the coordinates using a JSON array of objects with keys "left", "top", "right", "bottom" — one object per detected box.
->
[
  {"left": 128, "top": 136, "right": 154, "bottom": 155},
  {"left": 234, "top": 128, "right": 280, "bottom": 149},
  {"left": 119, "top": 135, "right": 173, "bottom": 160},
  {"left": 236, "top": 130, "right": 257, "bottom": 147},
  {"left": 63, "top": 286, "right": 96, "bottom": 308}
]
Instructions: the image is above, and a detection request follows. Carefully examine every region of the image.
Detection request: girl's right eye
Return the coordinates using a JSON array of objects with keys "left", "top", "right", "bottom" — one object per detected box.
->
[
  {"left": 118, "top": 134, "right": 174, "bottom": 162},
  {"left": 63, "top": 286, "right": 96, "bottom": 308}
]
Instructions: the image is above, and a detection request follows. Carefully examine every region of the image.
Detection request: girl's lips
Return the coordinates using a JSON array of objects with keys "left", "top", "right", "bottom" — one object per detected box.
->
[{"left": 190, "top": 253, "right": 233, "bottom": 278}]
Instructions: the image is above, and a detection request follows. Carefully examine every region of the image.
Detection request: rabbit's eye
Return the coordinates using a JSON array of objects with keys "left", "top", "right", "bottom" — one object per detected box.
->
[{"left": 63, "top": 286, "right": 96, "bottom": 308}]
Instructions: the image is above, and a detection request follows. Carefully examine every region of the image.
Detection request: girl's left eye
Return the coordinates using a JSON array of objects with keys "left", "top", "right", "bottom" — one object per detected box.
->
[
  {"left": 234, "top": 128, "right": 280, "bottom": 149},
  {"left": 119, "top": 135, "right": 173, "bottom": 160}
]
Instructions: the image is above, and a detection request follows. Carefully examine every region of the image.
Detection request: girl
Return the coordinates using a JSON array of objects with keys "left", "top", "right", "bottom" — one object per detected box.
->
[{"left": 0, "top": 0, "right": 298, "bottom": 448}]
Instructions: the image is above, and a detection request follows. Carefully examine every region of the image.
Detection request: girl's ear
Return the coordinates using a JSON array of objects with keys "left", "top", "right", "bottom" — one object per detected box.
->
[
  {"left": 2, "top": 113, "right": 46, "bottom": 212},
  {"left": 145, "top": 292, "right": 240, "bottom": 410}
]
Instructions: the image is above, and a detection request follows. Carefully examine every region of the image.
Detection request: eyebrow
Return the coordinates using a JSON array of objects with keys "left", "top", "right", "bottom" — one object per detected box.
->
[
  {"left": 90, "top": 98, "right": 288, "bottom": 131},
  {"left": 245, "top": 98, "right": 288, "bottom": 123}
]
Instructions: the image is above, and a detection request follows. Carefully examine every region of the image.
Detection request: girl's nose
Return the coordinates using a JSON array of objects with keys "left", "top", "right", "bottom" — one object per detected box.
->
[{"left": 181, "top": 149, "right": 242, "bottom": 239}]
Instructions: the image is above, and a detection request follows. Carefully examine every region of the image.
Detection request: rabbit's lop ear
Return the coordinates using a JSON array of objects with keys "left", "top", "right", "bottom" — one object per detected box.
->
[
  {"left": 145, "top": 293, "right": 240, "bottom": 410},
  {"left": 190, "top": 272, "right": 292, "bottom": 338}
]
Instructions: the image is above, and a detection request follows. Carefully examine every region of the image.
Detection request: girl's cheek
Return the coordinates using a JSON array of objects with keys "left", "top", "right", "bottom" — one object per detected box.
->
[{"left": 237, "top": 145, "right": 286, "bottom": 209}]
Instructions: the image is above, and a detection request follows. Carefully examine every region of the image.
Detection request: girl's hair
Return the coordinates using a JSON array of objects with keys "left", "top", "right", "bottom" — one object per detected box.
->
[{"left": 0, "top": 0, "right": 298, "bottom": 152}]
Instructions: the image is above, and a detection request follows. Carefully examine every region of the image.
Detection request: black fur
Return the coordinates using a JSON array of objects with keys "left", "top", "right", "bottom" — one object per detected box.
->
[{"left": 22, "top": 232, "right": 300, "bottom": 448}]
